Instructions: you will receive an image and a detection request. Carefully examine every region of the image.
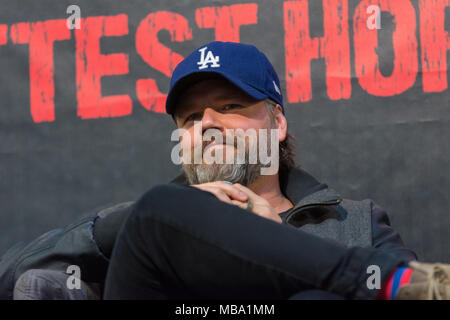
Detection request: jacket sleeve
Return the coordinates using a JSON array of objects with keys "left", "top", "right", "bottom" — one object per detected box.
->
[{"left": 370, "top": 201, "right": 418, "bottom": 262}]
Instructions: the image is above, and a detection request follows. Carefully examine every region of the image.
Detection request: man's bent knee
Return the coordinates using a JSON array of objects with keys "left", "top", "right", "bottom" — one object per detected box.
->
[{"left": 131, "top": 183, "right": 221, "bottom": 223}]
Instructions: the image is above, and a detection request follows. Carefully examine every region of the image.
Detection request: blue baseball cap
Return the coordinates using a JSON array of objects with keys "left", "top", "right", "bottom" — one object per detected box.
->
[{"left": 165, "top": 41, "right": 284, "bottom": 115}]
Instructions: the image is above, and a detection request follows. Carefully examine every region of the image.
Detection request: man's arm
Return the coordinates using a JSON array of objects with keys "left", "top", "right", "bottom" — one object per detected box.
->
[{"left": 0, "top": 201, "right": 134, "bottom": 300}]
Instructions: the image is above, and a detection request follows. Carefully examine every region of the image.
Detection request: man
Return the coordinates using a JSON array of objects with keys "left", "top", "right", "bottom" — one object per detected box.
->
[
  {"left": 0, "top": 41, "right": 449, "bottom": 300},
  {"left": 102, "top": 41, "right": 449, "bottom": 300}
]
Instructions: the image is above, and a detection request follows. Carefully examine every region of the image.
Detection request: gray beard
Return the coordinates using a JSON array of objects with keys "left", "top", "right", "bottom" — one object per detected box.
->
[
  {"left": 181, "top": 128, "right": 275, "bottom": 186},
  {"left": 182, "top": 162, "right": 262, "bottom": 186}
]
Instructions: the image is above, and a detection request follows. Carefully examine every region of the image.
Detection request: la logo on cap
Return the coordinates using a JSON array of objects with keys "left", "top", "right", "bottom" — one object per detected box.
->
[
  {"left": 197, "top": 47, "right": 220, "bottom": 70},
  {"left": 273, "top": 81, "right": 281, "bottom": 95}
]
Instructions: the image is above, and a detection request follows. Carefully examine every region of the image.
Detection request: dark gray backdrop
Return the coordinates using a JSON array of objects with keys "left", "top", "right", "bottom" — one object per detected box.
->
[{"left": 0, "top": 0, "right": 449, "bottom": 262}]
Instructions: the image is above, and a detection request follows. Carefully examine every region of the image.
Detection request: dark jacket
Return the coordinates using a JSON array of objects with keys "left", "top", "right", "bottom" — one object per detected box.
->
[{"left": 0, "top": 167, "right": 417, "bottom": 299}]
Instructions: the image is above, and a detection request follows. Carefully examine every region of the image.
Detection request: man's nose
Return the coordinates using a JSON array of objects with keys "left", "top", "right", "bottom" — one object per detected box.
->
[{"left": 201, "top": 107, "right": 224, "bottom": 134}]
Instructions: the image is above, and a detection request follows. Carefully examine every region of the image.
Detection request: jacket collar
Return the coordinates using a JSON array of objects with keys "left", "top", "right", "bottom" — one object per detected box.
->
[
  {"left": 170, "top": 166, "right": 342, "bottom": 209},
  {"left": 281, "top": 167, "right": 342, "bottom": 208}
]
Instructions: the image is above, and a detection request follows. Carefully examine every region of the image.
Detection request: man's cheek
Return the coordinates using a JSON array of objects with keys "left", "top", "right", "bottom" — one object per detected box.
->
[{"left": 177, "top": 131, "right": 195, "bottom": 164}]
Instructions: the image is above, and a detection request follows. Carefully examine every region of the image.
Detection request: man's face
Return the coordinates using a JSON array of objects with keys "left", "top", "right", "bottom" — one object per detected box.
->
[
  {"left": 174, "top": 77, "right": 271, "bottom": 130},
  {"left": 173, "top": 77, "right": 279, "bottom": 185}
]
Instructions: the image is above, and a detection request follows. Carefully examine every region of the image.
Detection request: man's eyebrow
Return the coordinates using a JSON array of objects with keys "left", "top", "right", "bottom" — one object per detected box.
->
[
  {"left": 175, "top": 91, "right": 250, "bottom": 119},
  {"left": 175, "top": 105, "right": 202, "bottom": 121},
  {"left": 213, "top": 91, "right": 249, "bottom": 102}
]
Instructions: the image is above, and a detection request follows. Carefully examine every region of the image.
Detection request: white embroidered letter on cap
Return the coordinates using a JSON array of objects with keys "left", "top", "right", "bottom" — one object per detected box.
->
[{"left": 197, "top": 47, "right": 220, "bottom": 70}]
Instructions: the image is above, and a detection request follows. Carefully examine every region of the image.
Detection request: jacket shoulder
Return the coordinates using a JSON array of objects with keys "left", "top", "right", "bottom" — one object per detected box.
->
[
  {"left": 339, "top": 198, "right": 417, "bottom": 260},
  {"left": 298, "top": 198, "right": 373, "bottom": 248}
]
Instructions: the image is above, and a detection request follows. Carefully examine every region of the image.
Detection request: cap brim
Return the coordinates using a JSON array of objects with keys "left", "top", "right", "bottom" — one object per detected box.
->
[{"left": 165, "top": 70, "right": 268, "bottom": 115}]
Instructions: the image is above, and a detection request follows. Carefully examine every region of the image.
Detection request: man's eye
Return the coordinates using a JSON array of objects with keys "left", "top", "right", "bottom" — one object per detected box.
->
[
  {"left": 185, "top": 113, "right": 202, "bottom": 123},
  {"left": 222, "top": 104, "right": 241, "bottom": 111}
]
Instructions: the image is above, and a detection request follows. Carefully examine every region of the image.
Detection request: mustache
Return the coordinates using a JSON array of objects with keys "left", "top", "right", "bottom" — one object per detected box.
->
[{"left": 200, "top": 135, "right": 241, "bottom": 152}]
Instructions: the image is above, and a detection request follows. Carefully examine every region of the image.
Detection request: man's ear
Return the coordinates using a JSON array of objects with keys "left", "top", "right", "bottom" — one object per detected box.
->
[{"left": 273, "top": 104, "right": 287, "bottom": 142}]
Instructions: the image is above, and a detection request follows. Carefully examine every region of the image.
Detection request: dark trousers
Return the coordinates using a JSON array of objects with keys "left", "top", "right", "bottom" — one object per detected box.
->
[{"left": 103, "top": 183, "right": 408, "bottom": 300}]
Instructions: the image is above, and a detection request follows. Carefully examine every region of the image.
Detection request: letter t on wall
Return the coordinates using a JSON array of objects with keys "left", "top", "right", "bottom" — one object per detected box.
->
[
  {"left": 10, "top": 20, "right": 71, "bottom": 123},
  {"left": 195, "top": 4, "right": 258, "bottom": 42},
  {"left": 0, "top": 25, "right": 7, "bottom": 45}
]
